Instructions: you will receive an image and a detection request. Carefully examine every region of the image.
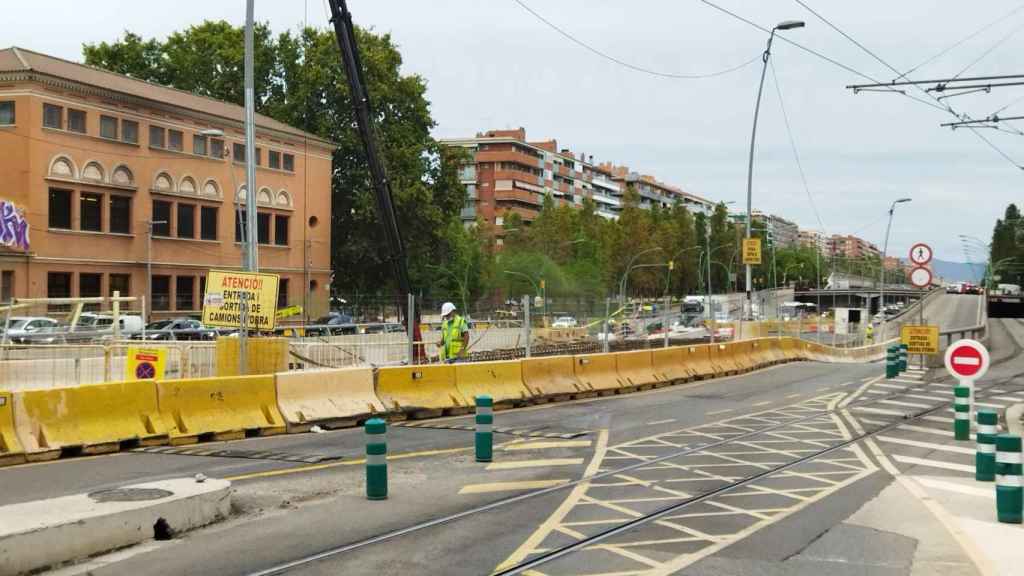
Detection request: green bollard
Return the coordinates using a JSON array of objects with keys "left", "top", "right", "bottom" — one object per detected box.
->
[
  {"left": 976, "top": 409, "right": 998, "bottom": 482},
  {"left": 885, "top": 346, "right": 898, "bottom": 379},
  {"left": 898, "top": 343, "right": 908, "bottom": 373},
  {"left": 475, "top": 395, "right": 493, "bottom": 463},
  {"left": 953, "top": 386, "right": 971, "bottom": 441},
  {"left": 996, "top": 434, "right": 1023, "bottom": 524},
  {"left": 365, "top": 418, "right": 388, "bottom": 500}
]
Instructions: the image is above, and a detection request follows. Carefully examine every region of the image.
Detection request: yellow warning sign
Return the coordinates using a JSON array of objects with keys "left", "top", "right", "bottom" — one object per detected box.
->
[
  {"left": 276, "top": 305, "right": 303, "bottom": 319},
  {"left": 742, "top": 238, "right": 762, "bottom": 265},
  {"left": 901, "top": 324, "right": 939, "bottom": 355},
  {"left": 202, "top": 270, "right": 280, "bottom": 331},
  {"left": 125, "top": 347, "right": 167, "bottom": 380}
]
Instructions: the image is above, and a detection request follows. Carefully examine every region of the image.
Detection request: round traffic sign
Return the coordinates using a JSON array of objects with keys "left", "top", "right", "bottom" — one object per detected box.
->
[
  {"left": 135, "top": 361, "right": 156, "bottom": 380},
  {"left": 909, "top": 243, "right": 933, "bottom": 266},
  {"left": 944, "top": 339, "right": 990, "bottom": 380},
  {"left": 909, "top": 266, "right": 932, "bottom": 288}
]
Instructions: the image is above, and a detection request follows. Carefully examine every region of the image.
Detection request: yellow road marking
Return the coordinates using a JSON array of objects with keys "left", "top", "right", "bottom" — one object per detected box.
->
[
  {"left": 707, "top": 408, "right": 733, "bottom": 416},
  {"left": 506, "top": 440, "right": 591, "bottom": 451},
  {"left": 485, "top": 458, "right": 583, "bottom": 471},
  {"left": 752, "top": 401, "right": 772, "bottom": 407},
  {"left": 458, "top": 479, "right": 570, "bottom": 495}
]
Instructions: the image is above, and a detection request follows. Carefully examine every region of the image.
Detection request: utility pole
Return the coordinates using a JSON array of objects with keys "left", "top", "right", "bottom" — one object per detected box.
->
[{"left": 238, "top": 0, "right": 259, "bottom": 376}]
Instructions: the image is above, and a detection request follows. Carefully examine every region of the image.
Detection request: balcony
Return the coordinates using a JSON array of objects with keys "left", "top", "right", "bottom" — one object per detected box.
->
[
  {"left": 495, "top": 188, "right": 542, "bottom": 207},
  {"left": 476, "top": 150, "right": 544, "bottom": 168}
]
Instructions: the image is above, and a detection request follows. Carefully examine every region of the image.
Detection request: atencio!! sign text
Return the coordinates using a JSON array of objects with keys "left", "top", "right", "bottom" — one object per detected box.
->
[{"left": 201, "top": 270, "right": 280, "bottom": 331}]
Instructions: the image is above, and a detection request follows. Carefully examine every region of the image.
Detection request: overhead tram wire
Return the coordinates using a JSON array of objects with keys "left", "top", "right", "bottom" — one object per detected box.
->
[
  {"left": 893, "top": 2, "right": 1024, "bottom": 83},
  {"left": 949, "top": 18, "right": 1024, "bottom": 82},
  {"left": 769, "top": 60, "right": 827, "bottom": 236},
  {"left": 511, "top": 0, "right": 760, "bottom": 79},
  {"left": 785, "top": 0, "right": 1024, "bottom": 168}
]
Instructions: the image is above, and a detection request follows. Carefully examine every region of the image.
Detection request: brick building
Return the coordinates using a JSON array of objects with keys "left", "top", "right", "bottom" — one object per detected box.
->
[
  {"left": 828, "top": 234, "right": 880, "bottom": 259},
  {"left": 0, "top": 47, "right": 334, "bottom": 319}
]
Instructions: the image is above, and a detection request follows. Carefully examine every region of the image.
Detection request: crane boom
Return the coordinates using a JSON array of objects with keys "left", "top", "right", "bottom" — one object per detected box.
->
[{"left": 327, "top": 0, "right": 412, "bottom": 296}]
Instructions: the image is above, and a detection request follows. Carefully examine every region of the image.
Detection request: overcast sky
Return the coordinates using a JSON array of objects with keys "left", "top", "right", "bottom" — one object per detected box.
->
[{"left": 11, "top": 1, "right": 1024, "bottom": 263}]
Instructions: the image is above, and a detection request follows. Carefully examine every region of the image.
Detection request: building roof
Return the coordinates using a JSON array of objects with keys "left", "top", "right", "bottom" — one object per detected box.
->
[{"left": 0, "top": 47, "right": 332, "bottom": 146}]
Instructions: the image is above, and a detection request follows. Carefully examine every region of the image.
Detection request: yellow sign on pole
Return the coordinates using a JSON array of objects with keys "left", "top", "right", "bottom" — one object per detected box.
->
[
  {"left": 202, "top": 270, "right": 280, "bottom": 331},
  {"left": 742, "top": 238, "right": 762, "bottom": 265},
  {"left": 125, "top": 347, "right": 167, "bottom": 380},
  {"left": 901, "top": 324, "right": 939, "bottom": 355}
]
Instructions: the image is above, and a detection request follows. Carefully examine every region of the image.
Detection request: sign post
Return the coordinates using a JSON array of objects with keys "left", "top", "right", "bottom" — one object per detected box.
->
[
  {"left": 945, "top": 339, "right": 991, "bottom": 426},
  {"left": 909, "top": 243, "right": 934, "bottom": 369}
]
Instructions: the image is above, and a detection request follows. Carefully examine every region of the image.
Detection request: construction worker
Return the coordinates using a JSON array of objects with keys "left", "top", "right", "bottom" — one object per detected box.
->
[
  {"left": 865, "top": 322, "right": 874, "bottom": 343},
  {"left": 439, "top": 302, "right": 469, "bottom": 363}
]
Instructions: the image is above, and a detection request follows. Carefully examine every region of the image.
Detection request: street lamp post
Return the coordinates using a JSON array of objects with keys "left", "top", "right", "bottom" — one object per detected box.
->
[
  {"left": 880, "top": 197, "right": 912, "bottom": 340},
  {"left": 619, "top": 247, "right": 662, "bottom": 310},
  {"left": 744, "top": 19, "right": 805, "bottom": 323}
]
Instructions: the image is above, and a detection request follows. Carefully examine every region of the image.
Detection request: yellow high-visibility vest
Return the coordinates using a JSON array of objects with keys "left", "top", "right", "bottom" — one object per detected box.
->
[{"left": 441, "top": 315, "right": 468, "bottom": 360}]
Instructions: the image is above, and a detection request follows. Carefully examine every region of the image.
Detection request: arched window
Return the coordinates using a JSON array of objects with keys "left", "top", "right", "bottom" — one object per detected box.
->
[
  {"left": 112, "top": 165, "right": 134, "bottom": 186},
  {"left": 48, "top": 155, "right": 77, "bottom": 179},
  {"left": 82, "top": 161, "right": 105, "bottom": 182},
  {"left": 202, "top": 179, "right": 220, "bottom": 198},
  {"left": 275, "top": 190, "right": 292, "bottom": 208},
  {"left": 257, "top": 187, "right": 273, "bottom": 205},
  {"left": 153, "top": 172, "right": 174, "bottom": 192},
  {"left": 179, "top": 176, "right": 197, "bottom": 195}
]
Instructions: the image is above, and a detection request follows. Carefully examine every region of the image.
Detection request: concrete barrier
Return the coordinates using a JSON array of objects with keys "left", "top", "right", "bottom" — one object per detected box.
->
[
  {"left": 157, "top": 375, "right": 284, "bottom": 444},
  {"left": 748, "top": 340, "right": 775, "bottom": 367},
  {"left": 684, "top": 345, "right": 717, "bottom": 379},
  {"left": 376, "top": 364, "right": 469, "bottom": 418},
  {"left": 615, "top": 350, "right": 662, "bottom": 390},
  {"left": 725, "top": 341, "right": 755, "bottom": 373},
  {"left": 13, "top": 381, "right": 168, "bottom": 460},
  {"left": 574, "top": 353, "right": 622, "bottom": 395},
  {"left": 760, "top": 339, "right": 786, "bottom": 364},
  {"left": 275, "top": 368, "right": 387, "bottom": 432},
  {"left": 652, "top": 347, "right": 690, "bottom": 384},
  {"left": 521, "top": 355, "right": 590, "bottom": 400},
  {"left": 0, "top": 391, "right": 25, "bottom": 466},
  {"left": 216, "top": 338, "right": 289, "bottom": 376},
  {"left": 455, "top": 360, "right": 533, "bottom": 408},
  {"left": 780, "top": 338, "right": 800, "bottom": 361},
  {"left": 708, "top": 343, "right": 738, "bottom": 375}
]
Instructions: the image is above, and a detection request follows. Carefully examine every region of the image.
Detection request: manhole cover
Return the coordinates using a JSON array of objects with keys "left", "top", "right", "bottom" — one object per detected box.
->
[{"left": 89, "top": 488, "right": 174, "bottom": 503}]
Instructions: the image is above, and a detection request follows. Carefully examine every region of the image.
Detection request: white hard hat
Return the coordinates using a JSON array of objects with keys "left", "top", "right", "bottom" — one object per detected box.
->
[{"left": 441, "top": 302, "right": 456, "bottom": 317}]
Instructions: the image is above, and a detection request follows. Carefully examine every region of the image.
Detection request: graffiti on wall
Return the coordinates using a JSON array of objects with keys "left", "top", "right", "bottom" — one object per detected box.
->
[{"left": 0, "top": 199, "right": 30, "bottom": 250}]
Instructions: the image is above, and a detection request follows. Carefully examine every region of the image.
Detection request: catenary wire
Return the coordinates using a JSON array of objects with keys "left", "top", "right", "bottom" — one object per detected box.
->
[
  {"left": 769, "top": 59, "right": 827, "bottom": 237},
  {"left": 785, "top": 0, "right": 1023, "bottom": 167},
  {"left": 894, "top": 2, "right": 1024, "bottom": 82},
  {"left": 511, "top": 0, "right": 760, "bottom": 79},
  {"left": 950, "top": 18, "right": 1024, "bottom": 81}
]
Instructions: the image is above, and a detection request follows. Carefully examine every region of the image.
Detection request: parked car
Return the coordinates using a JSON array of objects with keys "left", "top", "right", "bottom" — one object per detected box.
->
[
  {"left": 307, "top": 312, "right": 358, "bottom": 336},
  {"left": 551, "top": 316, "right": 578, "bottom": 328},
  {"left": 2, "top": 317, "right": 60, "bottom": 344},
  {"left": 132, "top": 318, "right": 217, "bottom": 341}
]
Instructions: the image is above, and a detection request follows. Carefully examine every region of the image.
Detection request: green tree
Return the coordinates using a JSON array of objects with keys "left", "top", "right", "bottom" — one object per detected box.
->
[{"left": 85, "top": 23, "right": 467, "bottom": 295}]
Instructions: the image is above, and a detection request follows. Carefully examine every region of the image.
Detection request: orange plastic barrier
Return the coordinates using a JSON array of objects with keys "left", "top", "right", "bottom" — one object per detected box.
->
[
  {"left": 747, "top": 340, "right": 775, "bottom": 367},
  {"left": 455, "top": 360, "right": 533, "bottom": 407},
  {"left": 521, "top": 355, "right": 591, "bottom": 400},
  {"left": 376, "top": 364, "right": 469, "bottom": 418},
  {"left": 15, "top": 381, "right": 168, "bottom": 459},
  {"left": 652, "top": 347, "right": 690, "bottom": 384},
  {"left": 684, "top": 345, "right": 717, "bottom": 379},
  {"left": 780, "top": 338, "right": 801, "bottom": 361},
  {"left": 275, "top": 368, "right": 387, "bottom": 432},
  {"left": 725, "top": 341, "right": 755, "bottom": 372},
  {"left": 708, "top": 343, "right": 739, "bottom": 375},
  {"left": 574, "top": 353, "right": 622, "bottom": 394},
  {"left": 761, "top": 339, "right": 787, "bottom": 363},
  {"left": 0, "top": 391, "right": 26, "bottom": 466},
  {"left": 157, "top": 375, "right": 284, "bottom": 445},
  {"left": 615, "top": 350, "right": 661, "bottom": 390}
]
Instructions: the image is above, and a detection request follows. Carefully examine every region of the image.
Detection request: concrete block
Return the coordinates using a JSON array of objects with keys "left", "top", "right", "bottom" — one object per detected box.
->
[{"left": 0, "top": 477, "right": 231, "bottom": 575}]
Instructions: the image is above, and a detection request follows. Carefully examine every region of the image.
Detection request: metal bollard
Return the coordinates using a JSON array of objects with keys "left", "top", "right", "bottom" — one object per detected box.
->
[
  {"left": 885, "top": 346, "right": 898, "bottom": 379},
  {"left": 365, "top": 418, "right": 388, "bottom": 500},
  {"left": 996, "top": 434, "right": 1023, "bottom": 523},
  {"left": 475, "top": 395, "right": 493, "bottom": 463},
  {"left": 953, "top": 386, "right": 971, "bottom": 441},
  {"left": 898, "top": 343, "right": 908, "bottom": 373},
  {"left": 976, "top": 409, "right": 998, "bottom": 482}
]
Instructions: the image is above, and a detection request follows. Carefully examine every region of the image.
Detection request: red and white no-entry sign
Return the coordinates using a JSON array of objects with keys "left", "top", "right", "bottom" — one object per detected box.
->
[{"left": 944, "top": 339, "right": 990, "bottom": 381}]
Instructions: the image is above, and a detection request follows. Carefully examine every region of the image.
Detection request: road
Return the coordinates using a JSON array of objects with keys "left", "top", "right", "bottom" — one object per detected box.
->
[{"left": 7, "top": 293, "right": 1001, "bottom": 576}]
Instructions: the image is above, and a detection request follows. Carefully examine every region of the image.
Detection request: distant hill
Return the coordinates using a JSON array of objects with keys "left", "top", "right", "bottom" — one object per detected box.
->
[{"left": 930, "top": 259, "right": 985, "bottom": 283}]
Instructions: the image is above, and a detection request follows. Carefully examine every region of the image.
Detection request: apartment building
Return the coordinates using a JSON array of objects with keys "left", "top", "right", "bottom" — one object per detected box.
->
[
  {"left": 729, "top": 211, "right": 799, "bottom": 249},
  {"left": 441, "top": 128, "right": 713, "bottom": 232},
  {"left": 828, "top": 234, "right": 880, "bottom": 259},
  {"left": 799, "top": 229, "right": 827, "bottom": 254},
  {"left": 0, "top": 47, "right": 333, "bottom": 318}
]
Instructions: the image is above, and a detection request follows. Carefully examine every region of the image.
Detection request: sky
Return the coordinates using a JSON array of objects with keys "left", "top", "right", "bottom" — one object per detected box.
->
[{"left": 9, "top": 0, "right": 1024, "bottom": 264}]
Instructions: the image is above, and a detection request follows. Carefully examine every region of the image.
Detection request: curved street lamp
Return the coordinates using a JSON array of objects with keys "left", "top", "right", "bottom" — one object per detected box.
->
[{"left": 880, "top": 197, "right": 912, "bottom": 338}]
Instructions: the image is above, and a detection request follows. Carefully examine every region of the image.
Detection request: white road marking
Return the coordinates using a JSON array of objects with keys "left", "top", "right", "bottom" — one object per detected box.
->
[
  {"left": 486, "top": 458, "right": 584, "bottom": 470},
  {"left": 707, "top": 409, "right": 733, "bottom": 416},
  {"left": 876, "top": 435, "right": 975, "bottom": 455},
  {"left": 893, "top": 454, "right": 974, "bottom": 473},
  {"left": 646, "top": 419, "right": 677, "bottom": 426},
  {"left": 879, "top": 399, "right": 933, "bottom": 409},
  {"left": 459, "top": 479, "right": 571, "bottom": 494},
  {"left": 915, "top": 476, "right": 994, "bottom": 499},
  {"left": 506, "top": 440, "right": 592, "bottom": 451},
  {"left": 752, "top": 401, "right": 772, "bottom": 407}
]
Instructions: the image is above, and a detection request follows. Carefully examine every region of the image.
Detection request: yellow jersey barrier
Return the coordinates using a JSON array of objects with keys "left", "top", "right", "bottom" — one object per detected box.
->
[
  {"left": 521, "top": 355, "right": 591, "bottom": 400},
  {"left": 376, "top": 364, "right": 469, "bottom": 418},
  {"left": 455, "top": 360, "right": 533, "bottom": 408},
  {"left": 276, "top": 368, "right": 387, "bottom": 432},
  {"left": 0, "top": 391, "right": 25, "bottom": 466},
  {"left": 615, "top": 350, "right": 662, "bottom": 390},
  {"left": 13, "top": 381, "right": 167, "bottom": 460},
  {"left": 574, "top": 352, "right": 622, "bottom": 394},
  {"left": 157, "top": 375, "right": 285, "bottom": 445},
  {"left": 707, "top": 343, "right": 737, "bottom": 375},
  {"left": 747, "top": 340, "right": 774, "bottom": 368},
  {"left": 652, "top": 347, "right": 690, "bottom": 384},
  {"left": 683, "top": 345, "right": 717, "bottom": 379}
]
